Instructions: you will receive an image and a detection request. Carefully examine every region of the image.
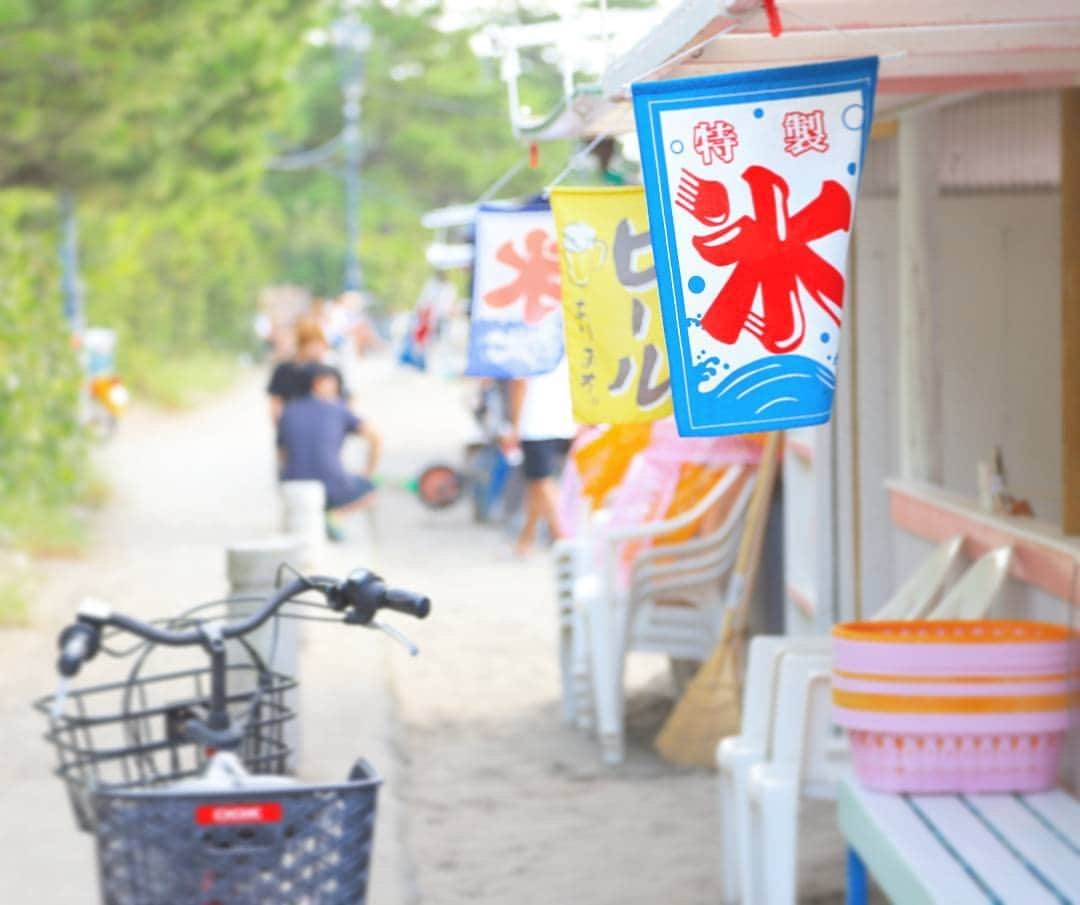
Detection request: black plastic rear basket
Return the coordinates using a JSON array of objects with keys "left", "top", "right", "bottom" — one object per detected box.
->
[
  {"left": 92, "top": 760, "right": 380, "bottom": 905},
  {"left": 36, "top": 665, "right": 297, "bottom": 832}
]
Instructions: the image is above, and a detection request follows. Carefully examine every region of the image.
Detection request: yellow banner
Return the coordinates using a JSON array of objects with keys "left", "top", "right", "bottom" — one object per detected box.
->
[{"left": 550, "top": 186, "right": 672, "bottom": 424}]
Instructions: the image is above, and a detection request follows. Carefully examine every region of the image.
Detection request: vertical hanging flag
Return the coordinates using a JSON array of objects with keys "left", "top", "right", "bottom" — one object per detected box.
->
[
  {"left": 465, "top": 200, "right": 564, "bottom": 378},
  {"left": 550, "top": 186, "right": 673, "bottom": 424},
  {"left": 400, "top": 275, "right": 457, "bottom": 371},
  {"left": 633, "top": 57, "right": 878, "bottom": 436}
]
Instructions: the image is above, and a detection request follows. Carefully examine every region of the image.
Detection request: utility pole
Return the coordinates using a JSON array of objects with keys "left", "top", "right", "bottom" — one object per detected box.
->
[
  {"left": 332, "top": 10, "right": 372, "bottom": 293},
  {"left": 59, "top": 190, "right": 84, "bottom": 331}
]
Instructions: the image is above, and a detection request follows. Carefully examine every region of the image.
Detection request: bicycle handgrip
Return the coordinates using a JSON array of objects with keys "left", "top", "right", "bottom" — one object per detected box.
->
[
  {"left": 381, "top": 589, "right": 430, "bottom": 620},
  {"left": 57, "top": 628, "right": 93, "bottom": 677}
]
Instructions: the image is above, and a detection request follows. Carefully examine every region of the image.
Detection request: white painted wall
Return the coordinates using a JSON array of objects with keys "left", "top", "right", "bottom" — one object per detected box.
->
[{"left": 835, "top": 190, "right": 1063, "bottom": 622}]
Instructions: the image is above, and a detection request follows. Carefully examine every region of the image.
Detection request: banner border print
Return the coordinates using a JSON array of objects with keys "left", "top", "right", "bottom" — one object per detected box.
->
[
  {"left": 633, "top": 56, "right": 879, "bottom": 436},
  {"left": 549, "top": 184, "right": 673, "bottom": 424},
  {"left": 465, "top": 198, "right": 564, "bottom": 379}
]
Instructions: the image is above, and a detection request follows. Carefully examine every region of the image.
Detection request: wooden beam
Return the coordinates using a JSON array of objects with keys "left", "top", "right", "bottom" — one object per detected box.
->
[
  {"left": 1063, "top": 88, "right": 1080, "bottom": 534},
  {"left": 897, "top": 108, "right": 944, "bottom": 484},
  {"left": 691, "top": 24, "right": 1080, "bottom": 63},
  {"left": 779, "top": 0, "right": 1080, "bottom": 29},
  {"left": 678, "top": 51, "right": 1080, "bottom": 84},
  {"left": 871, "top": 119, "right": 899, "bottom": 140}
]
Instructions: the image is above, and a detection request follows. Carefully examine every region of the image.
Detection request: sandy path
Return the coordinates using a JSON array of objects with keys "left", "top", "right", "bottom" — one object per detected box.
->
[
  {"left": 0, "top": 354, "right": 854, "bottom": 904},
  {"left": 356, "top": 356, "right": 854, "bottom": 905},
  {"left": 0, "top": 371, "right": 281, "bottom": 902}
]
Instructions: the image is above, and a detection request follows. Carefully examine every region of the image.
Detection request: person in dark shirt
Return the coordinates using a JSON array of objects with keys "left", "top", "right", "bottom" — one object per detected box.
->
[
  {"left": 267, "top": 317, "right": 348, "bottom": 422},
  {"left": 277, "top": 364, "right": 379, "bottom": 536}
]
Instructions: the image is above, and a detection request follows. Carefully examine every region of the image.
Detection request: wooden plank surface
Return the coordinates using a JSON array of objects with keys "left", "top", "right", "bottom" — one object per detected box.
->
[
  {"left": 966, "top": 794, "right": 1080, "bottom": 901},
  {"left": 1024, "top": 789, "right": 1080, "bottom": 852},
  {"left": 840, "top": 779, "right": 1080, "bottom": 904},
  {"left": 1064, "top": 88, "right": 1080, "bottom": 535},
  {"left": 910, "top": 796, "right": 1060, "bottom": 905},
  {"left": 838, "top": 779, "right": 990, "bottom": 905}
]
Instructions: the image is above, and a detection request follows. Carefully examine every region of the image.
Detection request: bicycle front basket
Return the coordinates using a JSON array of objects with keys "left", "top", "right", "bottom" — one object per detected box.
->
[
  {"left": 37, "top": 664, "right": 297, "bottom": 831},
  {"left": 92, "top": 760, "right": 380, "bottom": 905}
]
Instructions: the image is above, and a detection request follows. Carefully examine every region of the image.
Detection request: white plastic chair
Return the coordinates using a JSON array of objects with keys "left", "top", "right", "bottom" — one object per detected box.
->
[
  {"left": 717, "top": 636, "right": 830, "bottom": 905},
  {"left": 725, "top": 543, "right": 1013, "bottom": 905},
  {"left": 926, "top": 545, "right": 1014, "bottom": 620},
  {"left": 745, "top": 651, "right": 840, "bottom": 905},
  {"left": 716, "top": 535, "right": 964, "bottom": 905},
  {"left": 584, "top": 465, "right": 757, "bottom": 764}
]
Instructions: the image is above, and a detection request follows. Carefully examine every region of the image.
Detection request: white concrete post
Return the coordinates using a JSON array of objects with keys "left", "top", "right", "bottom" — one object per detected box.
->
[
  {"left": 898, "top": 107, "right": 944, "bottom": 484},
  {"left": 226, "top": 535, "right": 305, "bottom": 769},
  {"left": 279, "top": 480, "right": 326, "bottom": 568}
]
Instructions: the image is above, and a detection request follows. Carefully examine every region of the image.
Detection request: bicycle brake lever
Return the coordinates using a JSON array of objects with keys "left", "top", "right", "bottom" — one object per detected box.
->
[
  {"left": 369, "top": 620, "right": 419, "bottom": 657},
  {"left": 50, "top": 678, "right": 71, "bottom": 721}
]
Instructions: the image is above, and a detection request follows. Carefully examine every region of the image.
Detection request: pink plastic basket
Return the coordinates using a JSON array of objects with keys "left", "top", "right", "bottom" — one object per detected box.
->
[{"left": 832, "top": 620, "right": 1078, "bottom": 793}]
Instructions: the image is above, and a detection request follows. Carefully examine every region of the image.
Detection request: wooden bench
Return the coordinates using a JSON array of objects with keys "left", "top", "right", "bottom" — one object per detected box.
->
[{"left": 838, "top": 776, "right": 1080, "bottom": 904}]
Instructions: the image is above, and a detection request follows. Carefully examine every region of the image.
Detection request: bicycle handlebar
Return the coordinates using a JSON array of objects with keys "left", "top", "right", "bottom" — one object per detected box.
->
[{"left": 56, "top": 568, "right": 430, "bottom": 677}]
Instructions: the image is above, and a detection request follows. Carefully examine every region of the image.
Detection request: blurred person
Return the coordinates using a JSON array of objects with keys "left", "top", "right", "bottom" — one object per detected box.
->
[
  {"left": 267, "top": 317, "right": 348, "bottom": 422},
  {"left": 277, "top": 363, "right": 380, "bottom": 541},
  {"left": 326, "top": 292, "right": 360, "bottom": 355},
  {"left": 503, "top": 356, "right": 577, "bottom": 557}
]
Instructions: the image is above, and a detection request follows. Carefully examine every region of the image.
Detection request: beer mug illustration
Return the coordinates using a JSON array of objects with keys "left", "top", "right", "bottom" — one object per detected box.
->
[{"left": 562, "top": 222, "right": 607, "bottom": 287}]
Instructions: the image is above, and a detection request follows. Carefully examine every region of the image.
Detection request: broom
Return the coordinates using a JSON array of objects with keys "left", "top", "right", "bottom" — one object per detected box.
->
[{"left": 654, "top": 432, "right": 782, "bottom": 769}]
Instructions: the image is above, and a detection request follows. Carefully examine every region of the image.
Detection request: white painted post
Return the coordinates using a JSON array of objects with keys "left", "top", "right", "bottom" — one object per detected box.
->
[
  {"left": 226, "top": 535, "right": 305, "bottom": 769},
  {"left": 279, "top": 480, "right": 326, "bottom": 568},
  {"left": 898, "top": 108, "right": 944, "bottom": 484}
]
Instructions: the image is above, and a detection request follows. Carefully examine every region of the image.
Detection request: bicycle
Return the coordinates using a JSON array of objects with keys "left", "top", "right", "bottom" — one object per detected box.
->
[{"left": 37, "top": 566, "right": 430, "bottom": 905}]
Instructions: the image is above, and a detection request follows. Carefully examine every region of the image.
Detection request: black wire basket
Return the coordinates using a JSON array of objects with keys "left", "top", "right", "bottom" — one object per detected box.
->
[
  {"left": 37, "top": 664, "right": 297, "bottom": 832},
  {"left": 92, "top": 760, "right": 380, "bottom": 905}
]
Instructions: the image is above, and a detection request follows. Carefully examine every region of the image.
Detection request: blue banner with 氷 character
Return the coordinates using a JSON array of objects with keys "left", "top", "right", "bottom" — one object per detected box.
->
[
  {"left": 633, "top": 57, "right": 878, "bottom": 436},
  {"left": 465, "top": 201, "right": 565, "bottom": 378}
]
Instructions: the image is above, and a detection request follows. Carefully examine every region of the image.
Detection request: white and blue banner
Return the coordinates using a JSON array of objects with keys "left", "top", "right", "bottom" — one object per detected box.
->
[
  {"left": 633, "top": 57, "right": 878, "bottom": 436},
  {"left": 465, "top": 200, "right": 565, "bottom": 378}
]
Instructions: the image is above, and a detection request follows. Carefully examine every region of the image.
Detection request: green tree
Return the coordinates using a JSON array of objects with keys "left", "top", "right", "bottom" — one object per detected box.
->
[
  {"left": 265, "top": 0, "right": 571, "bottom": 308},
  {"left": 0, "top": 0, "right": 317, "bottom": 194}
]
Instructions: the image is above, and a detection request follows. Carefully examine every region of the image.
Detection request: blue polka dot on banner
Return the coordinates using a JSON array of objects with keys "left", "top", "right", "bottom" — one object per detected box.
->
[
  {"left": 841, "top": 104, "right": 865, "bottom": 131},
  {"left": 688, "top": 275, "right": 706, "bottom": 294},
  {"left": 723, "top": 362, "right": 730, "bottom": 370},
  {"left": 670, "top": 139, "right": 685, "bottom": 154},
  {"left": 847, "top": 162, "right": 857, "bottom": 176},
  {"left": 820, "top": 332, "right": 830, "bottom": 343},
  {"left": 753, "top": 108, "right": 764, "bottom": 119}
]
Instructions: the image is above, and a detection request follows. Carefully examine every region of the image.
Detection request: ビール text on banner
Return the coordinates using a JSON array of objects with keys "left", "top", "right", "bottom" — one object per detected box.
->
[
  {"left": 465, "top": 200, "right": 565, "bottom": 378},
  {"left": 633, "top": 57, "right": 878, "bottom": 436},
  {"left": 550, "top": 186, "right": 673, "bottom": 424}
]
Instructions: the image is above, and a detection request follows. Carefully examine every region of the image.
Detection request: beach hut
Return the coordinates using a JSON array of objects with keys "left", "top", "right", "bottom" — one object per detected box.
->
[{"left": 506, "top": 0, "right": 1080, "bottom": 784}]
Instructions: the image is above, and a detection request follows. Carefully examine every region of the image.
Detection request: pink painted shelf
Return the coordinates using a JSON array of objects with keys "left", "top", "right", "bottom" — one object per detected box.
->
[{"left": 887, "top": 479, "right": 1080, "bottom": 606}]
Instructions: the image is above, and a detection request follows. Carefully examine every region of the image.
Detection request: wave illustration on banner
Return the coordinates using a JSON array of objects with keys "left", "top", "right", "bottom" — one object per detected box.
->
[
  {"left": 465, "top": 200, "right": 564, "bottom": 378},
  {"left": 633, "top": 57, "right": 878, "bottom": 436},
  {"left": 690, "top": 354, "right": 836, "bottom": 426}
]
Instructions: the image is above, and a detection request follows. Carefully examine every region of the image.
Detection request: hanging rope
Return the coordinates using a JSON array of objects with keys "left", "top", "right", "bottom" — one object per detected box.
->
[
  {"left": 619, "top": 19, "right": 745, "bottom": 91},
  {"left": 544, "top": 131, "right": 613, "bottom": 195},
  {"left": 506, "top": 0, "right": 904, "bottom": 201},
  {"left": 267, "top": 133, "right": 344, "bottom": 171},
  {"left": 780, "top": 4, "right": 908, "bottom": 60},
  {"left": 763, "top": 0, "right": 783, "bottom": 37},
  {"left": 476, "top": 154, "right": 530, "bottom": 204}
]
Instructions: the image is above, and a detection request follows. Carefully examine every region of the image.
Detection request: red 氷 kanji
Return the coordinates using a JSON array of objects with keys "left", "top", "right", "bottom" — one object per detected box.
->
[
  {"left": 782, "top": 109, "right": 829, "bottom": 157},
  {"left": 685, "top": 165, "right": 851, "bottom": 354},
  {"left": 692, "top": 120, "right": 739, "bottom": 166},
  {"left": 483, "top": 229, "right": 561, "bottom": 324}
]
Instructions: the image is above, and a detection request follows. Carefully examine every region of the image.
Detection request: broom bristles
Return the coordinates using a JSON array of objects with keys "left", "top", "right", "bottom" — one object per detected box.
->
[
  {"left": 654, "top": 626, "right": 741, "bottom": 768},
  {"left": 653, "top": 433, "right": 781, "bottom": 769}
]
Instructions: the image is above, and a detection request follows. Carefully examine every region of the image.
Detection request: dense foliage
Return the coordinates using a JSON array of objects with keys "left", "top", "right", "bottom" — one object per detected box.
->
[
  {"left": 0, "top": 193, "right": 85, "bottom": 515},
  {"left": 0, "top": 0, "right": 578, "bottom": 546}
]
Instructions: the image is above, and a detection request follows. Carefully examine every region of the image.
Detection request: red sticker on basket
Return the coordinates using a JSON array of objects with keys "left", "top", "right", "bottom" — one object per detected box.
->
[{"left": 195, "top": 802, "right": 283, "bottom": 826}]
